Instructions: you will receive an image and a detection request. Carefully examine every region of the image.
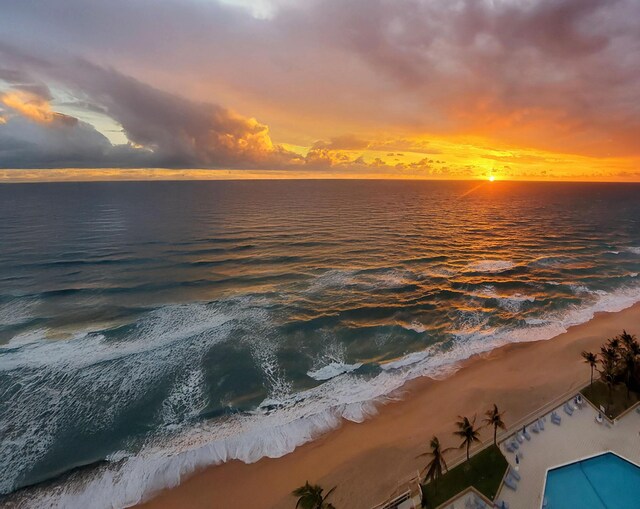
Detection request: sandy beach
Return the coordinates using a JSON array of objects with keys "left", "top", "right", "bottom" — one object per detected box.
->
[{"left": 140, "top": 303, "right": 640, "bottom": 509}]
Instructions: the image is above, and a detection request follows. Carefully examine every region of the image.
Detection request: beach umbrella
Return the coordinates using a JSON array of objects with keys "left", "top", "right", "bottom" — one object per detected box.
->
[{"left": 515, "top": 454, "right": 520, "bottom": 466}]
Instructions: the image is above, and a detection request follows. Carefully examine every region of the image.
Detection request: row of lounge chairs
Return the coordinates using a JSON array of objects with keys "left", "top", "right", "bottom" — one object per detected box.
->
[
  {"left": 503, "top": 467, "right": 520, "bottom": 491},
  {"left": 504, "top": 415, "right": 546, "bottom": 453}
]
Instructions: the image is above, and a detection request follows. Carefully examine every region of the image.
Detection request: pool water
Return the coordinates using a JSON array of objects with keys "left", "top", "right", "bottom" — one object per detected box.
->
[{"left": 543, "top": 453, "right": 640, "bottom": 508}]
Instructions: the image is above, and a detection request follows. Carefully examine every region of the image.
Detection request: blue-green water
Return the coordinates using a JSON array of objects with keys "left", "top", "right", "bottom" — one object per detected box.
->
[
  {"left": 1, "top": 180, "right": 639, "bottom": 507},
  {"left": 543, "top": 453, "right": 640, "bottom": 508}
]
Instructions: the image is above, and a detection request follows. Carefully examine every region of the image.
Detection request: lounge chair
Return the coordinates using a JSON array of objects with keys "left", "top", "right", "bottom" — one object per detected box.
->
[
  {"left": 538, "top": 418, "right": 545, "bottom": 430},
  {"left": 466, "top": 497, "right": 486, "bottom": 509},
  {"left": 523, "top": 429, "right": 531, "bottom": 441},
  {"left": 509, "top": 468, "right": 521, "bottom": 481},
  {"left": 596, "top": 413, "right": 603, "bottom": 424},
  {"left": 563, "top": 403, "right": 574, "bottom": 416},
  {"left": 511, "top": 440, "right": 519, "bottom": 450},
  {"left": 504, "top": 442, "right": 514, "bottom": 453},
  {"left": 516, "top": 432, "right": 524, "bottom": 443},
  {"left": 504, "top": 477, "right": 517, "bottom": 490},
  {"left": 532, "top": 422, "right": 539, "bottom": 433},
  {"left": 635, "top": 406, "right": 640, "bottom": 415},
  {"left": 551, "top": 412, "right": 561, "bottom": 425},
  {"left": 494, "top": 500, "right": 509, "bottom": 509}
]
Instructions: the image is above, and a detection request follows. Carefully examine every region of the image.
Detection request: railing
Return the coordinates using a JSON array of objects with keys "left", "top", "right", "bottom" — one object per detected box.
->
[{"left": 371, "top": 473, "right": 421, "bottom": 509}]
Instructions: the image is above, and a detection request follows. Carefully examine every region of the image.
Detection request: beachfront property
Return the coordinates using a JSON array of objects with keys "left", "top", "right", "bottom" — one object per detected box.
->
[
  {"left": 373, "top": 386, "right": 640, "bottom": 509},
  {"left": 496, "top": 396, "right": 640, "bottom": 509},
  {"left": 369, "top": 327, "right": 640, "bottom": 509}
]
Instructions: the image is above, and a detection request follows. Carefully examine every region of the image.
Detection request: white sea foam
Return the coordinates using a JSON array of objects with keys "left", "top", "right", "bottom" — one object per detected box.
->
[
  {"left": 628, "top": 246, "right": 640, "bottom": 254},
  {"left": 307, "top": 334, "right": 363, "bottom": 380},
  {"left": 10, "top": 284, "right": 640, "bottom": 509},
  {"left": 306, "top": 268, "right": 414, "bottom": 293},
  {"left": 307, "top": 362, "right": 363, "bottom": 381},
  {"left": 0, "top": 298, "right": 39, "bottom": 328},
  {"left": 470, "top": 286, "right": 535, "bottom": 312},
  {"left": 496, "top": 294, "right": 536, "bottom": 313},
  {"left": 466, "top": 260, "right": 516, "bottom": 273},
  {"left": 401, "top": 320, "right": 428, "bottom": 333}
]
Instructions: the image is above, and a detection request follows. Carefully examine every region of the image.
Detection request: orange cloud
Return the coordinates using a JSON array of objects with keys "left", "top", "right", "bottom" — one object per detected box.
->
[
  {"left": 0, "top": 90, "right": 55, "bottom": 123},
  {"left": 0, "top": 90, "right": 77, "bottom": 126}
]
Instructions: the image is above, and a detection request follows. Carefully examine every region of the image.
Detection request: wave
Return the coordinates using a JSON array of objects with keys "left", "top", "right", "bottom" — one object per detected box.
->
[
  {"left": 8, "top": 284, "right": 640, "bottom": 508},
  {"left": 400, "top": 320, "right": 428, "bottom": 333},
  {"left": 465, "top": 260, "right": 516, "bottom": 273},
  {"left": 307, "top": 362, "right": 363, "bottom": 381}
]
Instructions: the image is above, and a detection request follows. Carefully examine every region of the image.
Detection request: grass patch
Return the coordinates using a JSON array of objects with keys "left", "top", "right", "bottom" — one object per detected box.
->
[
  {"left": 421, "top": 444, "right": 508, "bottom": 509},
  {"left": 581, "top": 381, "right": 640, "bottom": 419}
]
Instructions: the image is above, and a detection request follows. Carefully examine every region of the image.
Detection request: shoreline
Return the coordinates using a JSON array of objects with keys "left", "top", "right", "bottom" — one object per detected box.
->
[{"left": 139, "top": 302, "right": 640, "bottom": 509}]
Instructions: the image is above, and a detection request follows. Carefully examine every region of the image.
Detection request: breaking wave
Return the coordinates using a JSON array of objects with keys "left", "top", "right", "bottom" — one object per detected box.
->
[{"left": 7, "top": 282, "right": 640, "bottom": 508}]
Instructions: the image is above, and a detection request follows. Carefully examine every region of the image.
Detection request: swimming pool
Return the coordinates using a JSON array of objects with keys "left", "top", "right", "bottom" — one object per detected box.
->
[{"left": 543, "top": 452, "right": 640, "bottom": 508}]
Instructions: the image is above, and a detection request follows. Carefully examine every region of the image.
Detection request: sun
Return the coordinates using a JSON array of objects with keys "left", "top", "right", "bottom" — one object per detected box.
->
[{"left": 488, "top": 175, "right": 495, "bottom": 182}]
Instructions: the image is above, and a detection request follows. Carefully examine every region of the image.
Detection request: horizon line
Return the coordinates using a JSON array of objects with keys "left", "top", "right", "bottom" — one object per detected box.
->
[{"left": 1, "top": 168, "right": 639, "bottom": 185}]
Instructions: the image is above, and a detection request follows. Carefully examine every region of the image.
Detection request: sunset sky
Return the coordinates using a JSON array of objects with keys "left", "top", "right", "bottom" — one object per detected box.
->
[{"left": 0, "top": 0, "right": 639, "bottom": 182}]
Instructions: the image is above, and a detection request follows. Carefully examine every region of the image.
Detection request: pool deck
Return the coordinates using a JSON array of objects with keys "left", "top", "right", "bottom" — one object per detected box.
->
[{"left": 497, "top": 400, "right": 640, "bottom": 509}]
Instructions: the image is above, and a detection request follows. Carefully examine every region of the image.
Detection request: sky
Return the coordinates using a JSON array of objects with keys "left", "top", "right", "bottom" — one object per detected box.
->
[{"left": 0, "top": 0, "right": 639, "bottom": 182}]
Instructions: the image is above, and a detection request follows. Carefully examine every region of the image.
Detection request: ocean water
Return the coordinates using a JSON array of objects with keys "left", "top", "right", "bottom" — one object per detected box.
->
[{"left": 0, "top": 180, "right": 639, "bottom": 507}]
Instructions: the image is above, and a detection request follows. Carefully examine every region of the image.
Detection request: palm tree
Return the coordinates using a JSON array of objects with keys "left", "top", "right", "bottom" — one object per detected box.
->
[
  {"left": 483, "top": 404, "right": 506, "bottom": 446},
  {"left": 417, "top": 436, "right": 453, "bottom": 492},
  {"left": 581, "top": 351, "right": 598, "bottom": 389},
  {"left": 292, "top": 482, "right": 336, "bottom": 509},
  {"left": 622, "top": 350, "right": 636, "bottom": 400},
  {"left": 599, "top": 355, "right": 617, "bottom": 413},
  {"left": 607, "top": 336, "right": 621, "bottom": 354},
  {"left": 619, "top": 330, "right": 638, "bottom": 351},
  {"left": 454, "top": 415, "right": 481, "bottom": 462}
]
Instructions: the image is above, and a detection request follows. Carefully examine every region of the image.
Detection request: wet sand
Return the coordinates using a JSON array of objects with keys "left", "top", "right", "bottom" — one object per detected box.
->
[{"left": 139, "top": 303, "right": 640, "bottom": 509}]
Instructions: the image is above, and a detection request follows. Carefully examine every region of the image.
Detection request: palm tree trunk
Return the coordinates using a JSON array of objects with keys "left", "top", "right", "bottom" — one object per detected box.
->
[
  {"left": 590, "top": 367, "right": 593, "bottom": 388},
  {"left": 493, "top": 426, "right": 497, "bottom": 446},
  {"left": 466, "top": 442, "right": 470, "bottom": 461}
]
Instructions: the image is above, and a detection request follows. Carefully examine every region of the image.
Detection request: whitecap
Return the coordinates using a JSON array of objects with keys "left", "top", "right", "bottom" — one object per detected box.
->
[
  {"left": 401, "top": 320, "right": 427, "bottom": 333},
  {"left": 10, "top": 284, "right": 640, "bottom": 509},
  {"left": 466, "top": 260, "right": 516, "bottom": 273},
  {"left": 307, "top": 362, "right": 363, "bottom": 381}
]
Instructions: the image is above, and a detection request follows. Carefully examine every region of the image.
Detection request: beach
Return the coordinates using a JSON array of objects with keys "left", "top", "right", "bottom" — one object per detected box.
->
[{"left": 139, "top": 302, "right": 640, "bottom": 509}]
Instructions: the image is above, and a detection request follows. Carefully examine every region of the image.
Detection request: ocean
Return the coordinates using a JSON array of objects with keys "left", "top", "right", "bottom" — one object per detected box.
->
[{"left": 1, "top": 180, "right": 639, "bottom": 507}]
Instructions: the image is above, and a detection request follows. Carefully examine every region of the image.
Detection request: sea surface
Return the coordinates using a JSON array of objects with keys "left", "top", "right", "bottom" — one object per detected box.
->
[{"left": 1, "top": 180, "right": 639, "bottom": 507}]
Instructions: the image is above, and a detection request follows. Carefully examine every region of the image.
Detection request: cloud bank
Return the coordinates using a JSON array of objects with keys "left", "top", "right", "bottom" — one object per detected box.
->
[{"left": 0, "top": 0, "right": 639, "bottom": 175}]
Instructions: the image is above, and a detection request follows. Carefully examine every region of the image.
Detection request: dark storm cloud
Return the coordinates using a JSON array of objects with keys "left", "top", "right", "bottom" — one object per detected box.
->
[{"left": 0, "top": 45, "right": 299, "bottom": 169}]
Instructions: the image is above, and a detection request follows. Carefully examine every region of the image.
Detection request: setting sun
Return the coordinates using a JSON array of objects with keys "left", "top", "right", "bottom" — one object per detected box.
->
[{"left": 489, "top": 175, "right": 495, "bottom": 182}]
